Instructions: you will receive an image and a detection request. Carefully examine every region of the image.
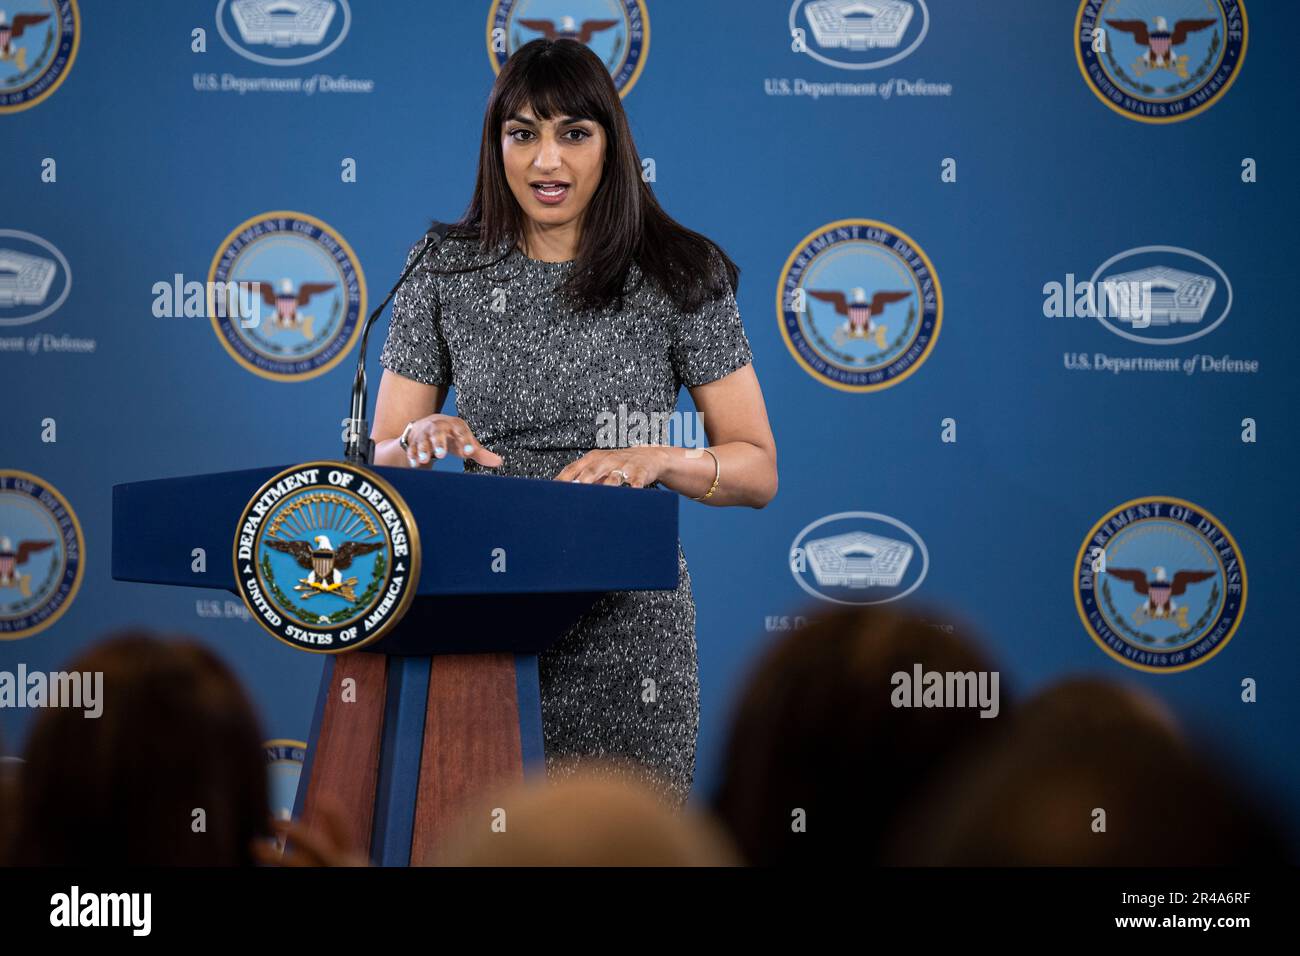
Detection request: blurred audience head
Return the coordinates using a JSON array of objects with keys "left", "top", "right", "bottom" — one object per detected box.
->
[
  {"left": 429, "top": 760, "right": 738, "bottom": 866},
  {"left": 10, "top": 631, "right": 270, "bottom": 866},
  {"left": 711, "top": 602, "right": 1008, "bottom": 865},
  {"left": 892, "top": 676, "right": 1292, "bottom": 865}
]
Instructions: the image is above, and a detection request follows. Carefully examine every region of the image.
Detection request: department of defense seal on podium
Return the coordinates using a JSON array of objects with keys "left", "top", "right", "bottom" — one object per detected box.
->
[{"left": 233, "top": 462, "right": 419, "bottom": 653}]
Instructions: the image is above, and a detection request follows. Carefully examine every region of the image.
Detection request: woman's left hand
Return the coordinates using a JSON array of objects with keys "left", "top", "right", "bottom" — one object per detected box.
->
[{"left": 554, "top": 445, "right": 669, "bottom": 487}]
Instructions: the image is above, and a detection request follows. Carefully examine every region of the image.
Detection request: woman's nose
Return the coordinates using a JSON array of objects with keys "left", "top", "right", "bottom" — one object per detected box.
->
[{"left": 534, "top": 135, "right": 563, "bottom": 169}]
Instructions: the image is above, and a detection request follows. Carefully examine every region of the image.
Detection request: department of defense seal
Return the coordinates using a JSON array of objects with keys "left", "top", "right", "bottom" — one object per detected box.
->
[
  {"left": 778, "top": 218, "right": 941, "bottom": 392},
  {"left": 207, "top": 211, "right": 366, "bottom": 381},
  {"left": 0, "top": 0, "right": 79, "bottom": 114},
  {"left": 0, "top": 469, "right": 84, "bottom": 640},
  {"left": 1075, "top": 495, "right": 1245, "bottom": 672},
  {"left": 263, "top": 738, "right": 307, "bottom": 821},
  {"left": 487, "top": 0, "right": 649, "bottom": 97},
  {"left": 1075, "top": 0, "right": 1246, "bottom": 124},
  {"left": 233, "top": 462, "right": 419, "bottom": 653}
]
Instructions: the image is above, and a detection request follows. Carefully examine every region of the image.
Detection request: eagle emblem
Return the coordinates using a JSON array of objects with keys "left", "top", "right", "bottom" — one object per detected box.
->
[
  {"left": 0, "top": 10, "right": 50, "bottom": 72},
  {"left": 266, "top": 533, "right": 382, "bottom": 603},
  {"left": 810, "top": 287, "right": 912, "bottom": 348},
  {"left": 255, "top": 278, "right": 336, "bottom": 340},
  {"left": 517, "top": 16, "right": 618, "bottom": 43},
  {"left": 1106, "top": 15, "right": 1216, "bottom": 79},
  {"left": 1105, "top": 564, "right": 1215, "bottom": 628},
  {"left": 0, "top": 534, "right": 53, "bottom": 597}
]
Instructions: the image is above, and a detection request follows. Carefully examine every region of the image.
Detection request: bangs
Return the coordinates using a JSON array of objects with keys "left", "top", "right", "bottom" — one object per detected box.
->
[{"left": 498, "top": 50, "right": 606, "bottom": 126}]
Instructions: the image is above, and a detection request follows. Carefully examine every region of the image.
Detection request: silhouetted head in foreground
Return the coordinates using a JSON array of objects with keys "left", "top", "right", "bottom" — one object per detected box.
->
[
  {"left": 10, "top": 631, "right": 270, "bottom": 866},
  {"left": 891, "top": 677, "right": 1292, "bottom": 865},
  {"left": 711, "top": 603, "right": 1008, "bottom": 866},
  {"left": 429, "top": 761, "right": 738, "bottom": 866}
]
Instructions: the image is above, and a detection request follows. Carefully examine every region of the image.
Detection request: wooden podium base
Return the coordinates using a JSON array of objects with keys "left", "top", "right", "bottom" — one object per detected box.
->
[{"left": 294, "top": 651, "right": 545, "bottom": 866}]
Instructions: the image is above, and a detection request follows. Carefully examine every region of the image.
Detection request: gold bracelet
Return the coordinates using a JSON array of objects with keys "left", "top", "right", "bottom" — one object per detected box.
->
[{"left": 691, "top": 447, "right": 720, "bottom": 501}]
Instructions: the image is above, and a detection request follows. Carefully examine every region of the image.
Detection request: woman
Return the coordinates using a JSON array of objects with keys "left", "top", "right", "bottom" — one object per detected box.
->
[{"left": 373, "top": 38, "right": 778, "bottom": 806}]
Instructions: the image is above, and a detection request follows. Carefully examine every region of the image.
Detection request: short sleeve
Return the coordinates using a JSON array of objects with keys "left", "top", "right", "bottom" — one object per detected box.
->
[
  {"left": 378, "top": 241, "right": 451, "bottom": 386},
  {"left": 669, "top": 249, "right": 754, "bottom": 388}
]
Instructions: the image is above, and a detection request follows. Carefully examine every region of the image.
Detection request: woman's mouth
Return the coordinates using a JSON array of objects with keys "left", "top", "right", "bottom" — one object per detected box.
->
[{"left": 530, "top": 181, "right": 570, "bottom": 204}]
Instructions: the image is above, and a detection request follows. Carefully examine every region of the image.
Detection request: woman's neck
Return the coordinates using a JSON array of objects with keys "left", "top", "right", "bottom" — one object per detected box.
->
[{"left": 519, "top": 221, "right": 580, "bottom": 263}]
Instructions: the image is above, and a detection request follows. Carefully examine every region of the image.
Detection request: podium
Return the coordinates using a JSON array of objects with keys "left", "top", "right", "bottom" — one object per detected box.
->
[{"left": 112, "top": 463, "right": 679, "bottom": 865}]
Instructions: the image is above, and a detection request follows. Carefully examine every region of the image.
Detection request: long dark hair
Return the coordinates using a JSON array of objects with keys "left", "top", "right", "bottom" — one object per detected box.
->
[
  {"left": 441, "top": 38, "right": 738, "bottom": 315},
  {"left": 9, "top": 632, "right": 270, "bottom": 866}
]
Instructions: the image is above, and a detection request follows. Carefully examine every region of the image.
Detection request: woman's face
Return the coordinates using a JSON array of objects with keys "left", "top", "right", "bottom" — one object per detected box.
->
[{"left": 501, "top": 104, "right": 606, "bottom": 232}]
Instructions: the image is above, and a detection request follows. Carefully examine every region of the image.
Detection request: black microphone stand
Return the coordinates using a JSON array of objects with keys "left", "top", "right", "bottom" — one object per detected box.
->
[{"left": 342, "top": 224, "right": 451, "bottom": 464}]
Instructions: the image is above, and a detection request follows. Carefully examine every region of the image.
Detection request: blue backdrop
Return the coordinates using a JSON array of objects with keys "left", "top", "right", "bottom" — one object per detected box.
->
[{"left": 2, "top": 0, "right": 1296, "bottom": 830}]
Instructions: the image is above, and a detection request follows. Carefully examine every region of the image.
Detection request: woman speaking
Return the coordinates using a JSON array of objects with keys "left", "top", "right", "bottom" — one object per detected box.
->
[{"left": 372, "top": 39, "right": 778, "bottom": 806}]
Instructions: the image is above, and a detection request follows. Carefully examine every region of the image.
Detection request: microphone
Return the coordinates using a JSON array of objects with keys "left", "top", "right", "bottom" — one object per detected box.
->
[{"left": 342, "top": 221, "right": 454, "bottom": 464}]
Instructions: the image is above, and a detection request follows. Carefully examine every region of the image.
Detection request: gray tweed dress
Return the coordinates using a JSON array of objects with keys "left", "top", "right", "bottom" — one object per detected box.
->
[{"left": 378, "top": 233, "right": 753, "bottom": 805}]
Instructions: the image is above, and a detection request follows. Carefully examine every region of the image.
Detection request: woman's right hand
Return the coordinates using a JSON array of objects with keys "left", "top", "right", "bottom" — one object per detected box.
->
[{"left": 402, "top": 414, "right": 504, "bottom": 469}]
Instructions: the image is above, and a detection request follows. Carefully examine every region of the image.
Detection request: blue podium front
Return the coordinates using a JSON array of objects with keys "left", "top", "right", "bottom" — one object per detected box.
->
[{"left": 112, "top": 463, "right": 680, "bottom": 865}]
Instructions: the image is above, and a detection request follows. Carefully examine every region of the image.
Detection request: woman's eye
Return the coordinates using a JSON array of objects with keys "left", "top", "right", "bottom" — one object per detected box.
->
[{"left": 507, "top": 128, "right": 590, "bottom": 142}]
